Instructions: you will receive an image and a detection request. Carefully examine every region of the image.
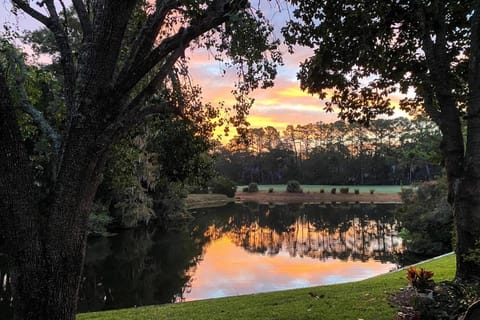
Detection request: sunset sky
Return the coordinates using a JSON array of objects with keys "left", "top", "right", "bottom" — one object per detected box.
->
[{"left": 0, "top": 2, "right": 407, "bottom": 143}]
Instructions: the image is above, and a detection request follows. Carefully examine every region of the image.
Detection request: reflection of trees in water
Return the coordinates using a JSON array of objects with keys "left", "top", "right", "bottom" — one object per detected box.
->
[
  {"left": 216, "top": 203, "right": 402, "bottom": 263},
  {"left": 0, "top": 203, "right": 403, "bottom": 315}
]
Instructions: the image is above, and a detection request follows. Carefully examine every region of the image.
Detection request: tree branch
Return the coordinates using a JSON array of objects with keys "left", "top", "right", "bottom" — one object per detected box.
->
[
  {"left": 114, "top": 0, "right": 240, "bottom": 97},
  {"left": 72, "top": 0, "right": 93, "bottom": 38},
  {"left": 99, "top": 48, "right": 185, "bottom": 147},
  {"left": 10, "top": 0, "right": 50, "bottom": 26},
  {"left": 116, "top": 0, "right": 180, "bottom": 85},
  {"left": 11, "top": 49, "right": 62, "bottom": 155}
]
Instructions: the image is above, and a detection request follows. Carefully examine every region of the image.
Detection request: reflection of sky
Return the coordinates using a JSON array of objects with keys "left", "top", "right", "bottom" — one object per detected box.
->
[{"left": 184, "top": 236, "right": 397, "bottom": 301}]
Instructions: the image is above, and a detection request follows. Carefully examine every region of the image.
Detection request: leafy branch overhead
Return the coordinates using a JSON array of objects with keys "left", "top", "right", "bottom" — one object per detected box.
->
[
  {"left": 282, "top": 0, "right": 470, "bottom": 125},
  {"left": 9, "top": 0, "right": 282, "bottom": 155}
]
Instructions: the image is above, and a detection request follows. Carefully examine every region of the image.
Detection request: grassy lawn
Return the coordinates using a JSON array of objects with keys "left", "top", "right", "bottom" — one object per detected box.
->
[
  {"left": 78, "top": 254, "right": 455, "bottom": 320},
  {"left": 238, "top": 184, "right": 411, "bottom": 194}
]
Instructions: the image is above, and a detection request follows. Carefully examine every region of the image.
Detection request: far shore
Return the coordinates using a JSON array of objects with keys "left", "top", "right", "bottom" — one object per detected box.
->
[{"left": 235, "top": 190, "right": 402, "bottom": 204}]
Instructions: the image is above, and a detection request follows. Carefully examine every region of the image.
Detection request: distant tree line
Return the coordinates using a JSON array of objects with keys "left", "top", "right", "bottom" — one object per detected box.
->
[{"left": 215, "top": 117, "right": 442, "bottom": 185}]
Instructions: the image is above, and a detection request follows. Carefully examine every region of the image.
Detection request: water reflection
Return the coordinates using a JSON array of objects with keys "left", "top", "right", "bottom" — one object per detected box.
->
[{"left": 0, "top": 203, "right": 404, "bottom": 315}]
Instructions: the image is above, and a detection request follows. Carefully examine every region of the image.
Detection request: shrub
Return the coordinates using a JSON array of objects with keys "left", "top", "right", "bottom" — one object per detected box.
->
[
  {"left": 340, "top": 187, "right": 349, "bottom": 194},
  {"left": 354, "top": 189, "right": 360, "bottom": 194},
  {"left": 248, "top": 182, "right": 259, "bottom": 193},
  {"left": 370, "top": 189, "right": 375, "bottom": 194},
  {"left": 406, "top": 266, "right": 434, "bottom": 292},
  {"left": 286, "top": 180, "right": 303, "bottom": 193},
  {"left": 268, "top": 188, "right": 274, "bottom": 193},
  {"left": 320, "top": 189, "right": 325, "bottom": 193},
  {"left": 242, "top": 186, "right": 249, "bottom": 192},
  {"left": 397, "top": 180, "right": 452, "bottom": 257},
  {"left": 392, "top": 280, "right": 480, "bottom": 320},
  {"left": 88, "top": 202, "right": 113, "bottom": 236},
  {"left": 210, "top": 176, "right": 236, "bottom": 198},
  {"left": 331, "top": 188, "right": 336, "bottom": 194}
]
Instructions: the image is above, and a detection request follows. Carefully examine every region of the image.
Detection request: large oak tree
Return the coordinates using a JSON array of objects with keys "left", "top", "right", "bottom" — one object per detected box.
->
[
  {"left": 0, "top": 1, "right": 281, "bottom": 319},
  {"left": 283, "top": 0, "right": 480, "bottom": 280}
]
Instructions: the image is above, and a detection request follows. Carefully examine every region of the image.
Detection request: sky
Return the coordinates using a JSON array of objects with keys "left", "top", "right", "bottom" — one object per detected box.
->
[{"left": 0, "top": 2, "right": 407, "bottom": 142}]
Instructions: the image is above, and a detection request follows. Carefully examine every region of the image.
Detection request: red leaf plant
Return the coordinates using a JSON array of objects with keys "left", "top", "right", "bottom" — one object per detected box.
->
[{"left": 406, "top": 266, "right": 435, "bottom": 292}]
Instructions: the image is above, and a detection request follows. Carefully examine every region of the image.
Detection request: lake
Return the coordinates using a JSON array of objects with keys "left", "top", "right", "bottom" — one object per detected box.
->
[{"left": 0, "top": 202, "right": 407, "bottom": 316}]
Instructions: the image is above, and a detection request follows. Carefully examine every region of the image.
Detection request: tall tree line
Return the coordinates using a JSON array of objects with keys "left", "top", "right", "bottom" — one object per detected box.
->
[{"left": 216, "top": 117, "right": 442, "bottom": 185}]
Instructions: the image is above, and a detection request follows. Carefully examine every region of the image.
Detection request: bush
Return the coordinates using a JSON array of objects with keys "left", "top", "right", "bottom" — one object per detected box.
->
[
  {"left": 247, "top": 182, "right": 259, "bottom": 193},
  {"left": 268, "top": 188, "right": 274, "bottom": 193},
  {"left": 392, "top": 280, "right": 480, "bottom": 320},
  {"left": 242, "top": 186, "right": 249, "bottom": 192},
  {"left": 286, "top": 180, "right": 303, "bottom": 193},
  {"left": 370, "top": 189, "right": 375, "bottom": 194},
  {"left": 320, "top": 189, "right": 325, "bottom": 193},
  {"left": 354, "top": 189, "right": 360, "bottom": 194},
  {"left": 406, "top": 266, "right": 434, "bottom": 292},
  {"left": 340, "top": 187, "right": 349, "bottom": 194},
  {"left": 210, "top": 176, "right": 236, "bottom": 198},
  {"left": 88, "top": 202, "right": 113, "bottom": 236},
  {"left": 397, "top": 180, "right": 452, "bottom": 257},
  {"left": 331, "top": 188, "right": 336, "bottom": 194}
]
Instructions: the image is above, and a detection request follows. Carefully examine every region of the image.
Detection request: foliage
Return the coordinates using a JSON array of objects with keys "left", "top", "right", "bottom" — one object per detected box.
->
[
  {"left": 209, "top": 176, "right": 236, "bottom": 198},
  {"left": 393, "top": 280, "right": 480, "bottom": 320},
  {"left": 331, "top": 188, "right": 336, "bottom": 194},
  {"left": 339, "top": 187, "right": 349, "bottom": 194},
  {"left": 286, "top": 180, "right": 302, "bottom": 193},
  {"left": 152, "top": 180, "right": 190, "bottom": 224},
  {"left": 398, "top": 180, "right": 452, "bottom": 257},
  {"left": 406, "top": 266, "right": 434, "bottom": 292},
  {"left": 77, "top": 254, "right": 455, "bottom": 320},
  {"left": 354, "top": 189, "right": 359, "bottom": 194},
  {"left": 464, "top": 240, "right": 480, "bottom": 265},
  {"left": 268, "top": 188, "right": 274, "bottom": 193},
  {"left": 88, "top": 203, "right": 113, "bottom": 236},
  {"left": 282, "top": 0, "right": 469, "bottom": 124},
  {"left": 247, "top": 182, "right": 259, "bottom": 193}
]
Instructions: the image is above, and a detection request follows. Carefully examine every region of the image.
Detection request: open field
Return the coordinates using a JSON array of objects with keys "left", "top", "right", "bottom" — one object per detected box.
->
[
  {"left": 237, "top": 184, "right": 410, "bottom": 194},
  {"left": 78, "top": 254, "right": 455, "bottom": 320}
]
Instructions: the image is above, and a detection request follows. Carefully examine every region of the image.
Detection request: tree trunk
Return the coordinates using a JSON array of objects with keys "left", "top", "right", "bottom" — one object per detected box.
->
[
  {"left": 9, "top": 230, "right": 87, "bottom": 320},
  {"left": 454, "top": 177, "right": 480, "bottom": 280}
]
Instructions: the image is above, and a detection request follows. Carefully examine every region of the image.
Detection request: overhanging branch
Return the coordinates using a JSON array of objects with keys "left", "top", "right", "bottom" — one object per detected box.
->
[
  {"left": 114, "top": 0, "right": 239, "bottom": 98},
  {"left": 10, "top": 0, "right": 50, "bottom": 26},
  {"left": 12, "top": 50, "right": 62, "bottom": 155},
  {"left": 72, "top": 0, "right": 93, "bottom": 38},
  {"left": 116, "top": 0, "right": 180, "bottom": 86}
]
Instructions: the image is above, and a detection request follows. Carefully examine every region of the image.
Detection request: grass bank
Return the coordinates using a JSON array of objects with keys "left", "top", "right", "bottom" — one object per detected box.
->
[{"left": 78, "top": 254, "right": 455, "bottom": 320}]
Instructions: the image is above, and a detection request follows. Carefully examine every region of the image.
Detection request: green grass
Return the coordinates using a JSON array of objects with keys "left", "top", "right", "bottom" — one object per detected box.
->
[
  {"left": 237, "top": 184, "right": 412, "bottom": 194},
  {"left": 78, "top": 254, "right": 455, "bottom": 320}
]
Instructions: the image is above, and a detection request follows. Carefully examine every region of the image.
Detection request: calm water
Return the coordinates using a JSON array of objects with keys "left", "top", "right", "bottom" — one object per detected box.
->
[{"left": 0, "top": 202, "right": 405, "bottom": 315}]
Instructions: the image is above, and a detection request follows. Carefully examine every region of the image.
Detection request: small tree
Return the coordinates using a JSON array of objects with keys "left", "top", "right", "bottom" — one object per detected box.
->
[{"left": 286, "top": 180, "right": 303, "bottom": 193}]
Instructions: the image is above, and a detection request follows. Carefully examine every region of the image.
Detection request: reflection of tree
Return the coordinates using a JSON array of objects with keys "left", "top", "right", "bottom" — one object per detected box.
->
[
  {"left": 207, "top": 203, "right": 403, "bottom": 263},
  {"left": 77, "top": 223, "right": 213, "bottom": 312}
]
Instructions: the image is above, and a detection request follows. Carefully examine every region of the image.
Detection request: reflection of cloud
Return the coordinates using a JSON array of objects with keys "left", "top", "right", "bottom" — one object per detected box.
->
[{"left": 184, "top": 237, "right": 396, "bottom": 301}]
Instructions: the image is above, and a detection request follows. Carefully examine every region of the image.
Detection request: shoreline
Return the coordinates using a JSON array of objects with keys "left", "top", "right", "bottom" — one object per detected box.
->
[{"left": 235, "top": 190, "right": 402, "bottom": 204}]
